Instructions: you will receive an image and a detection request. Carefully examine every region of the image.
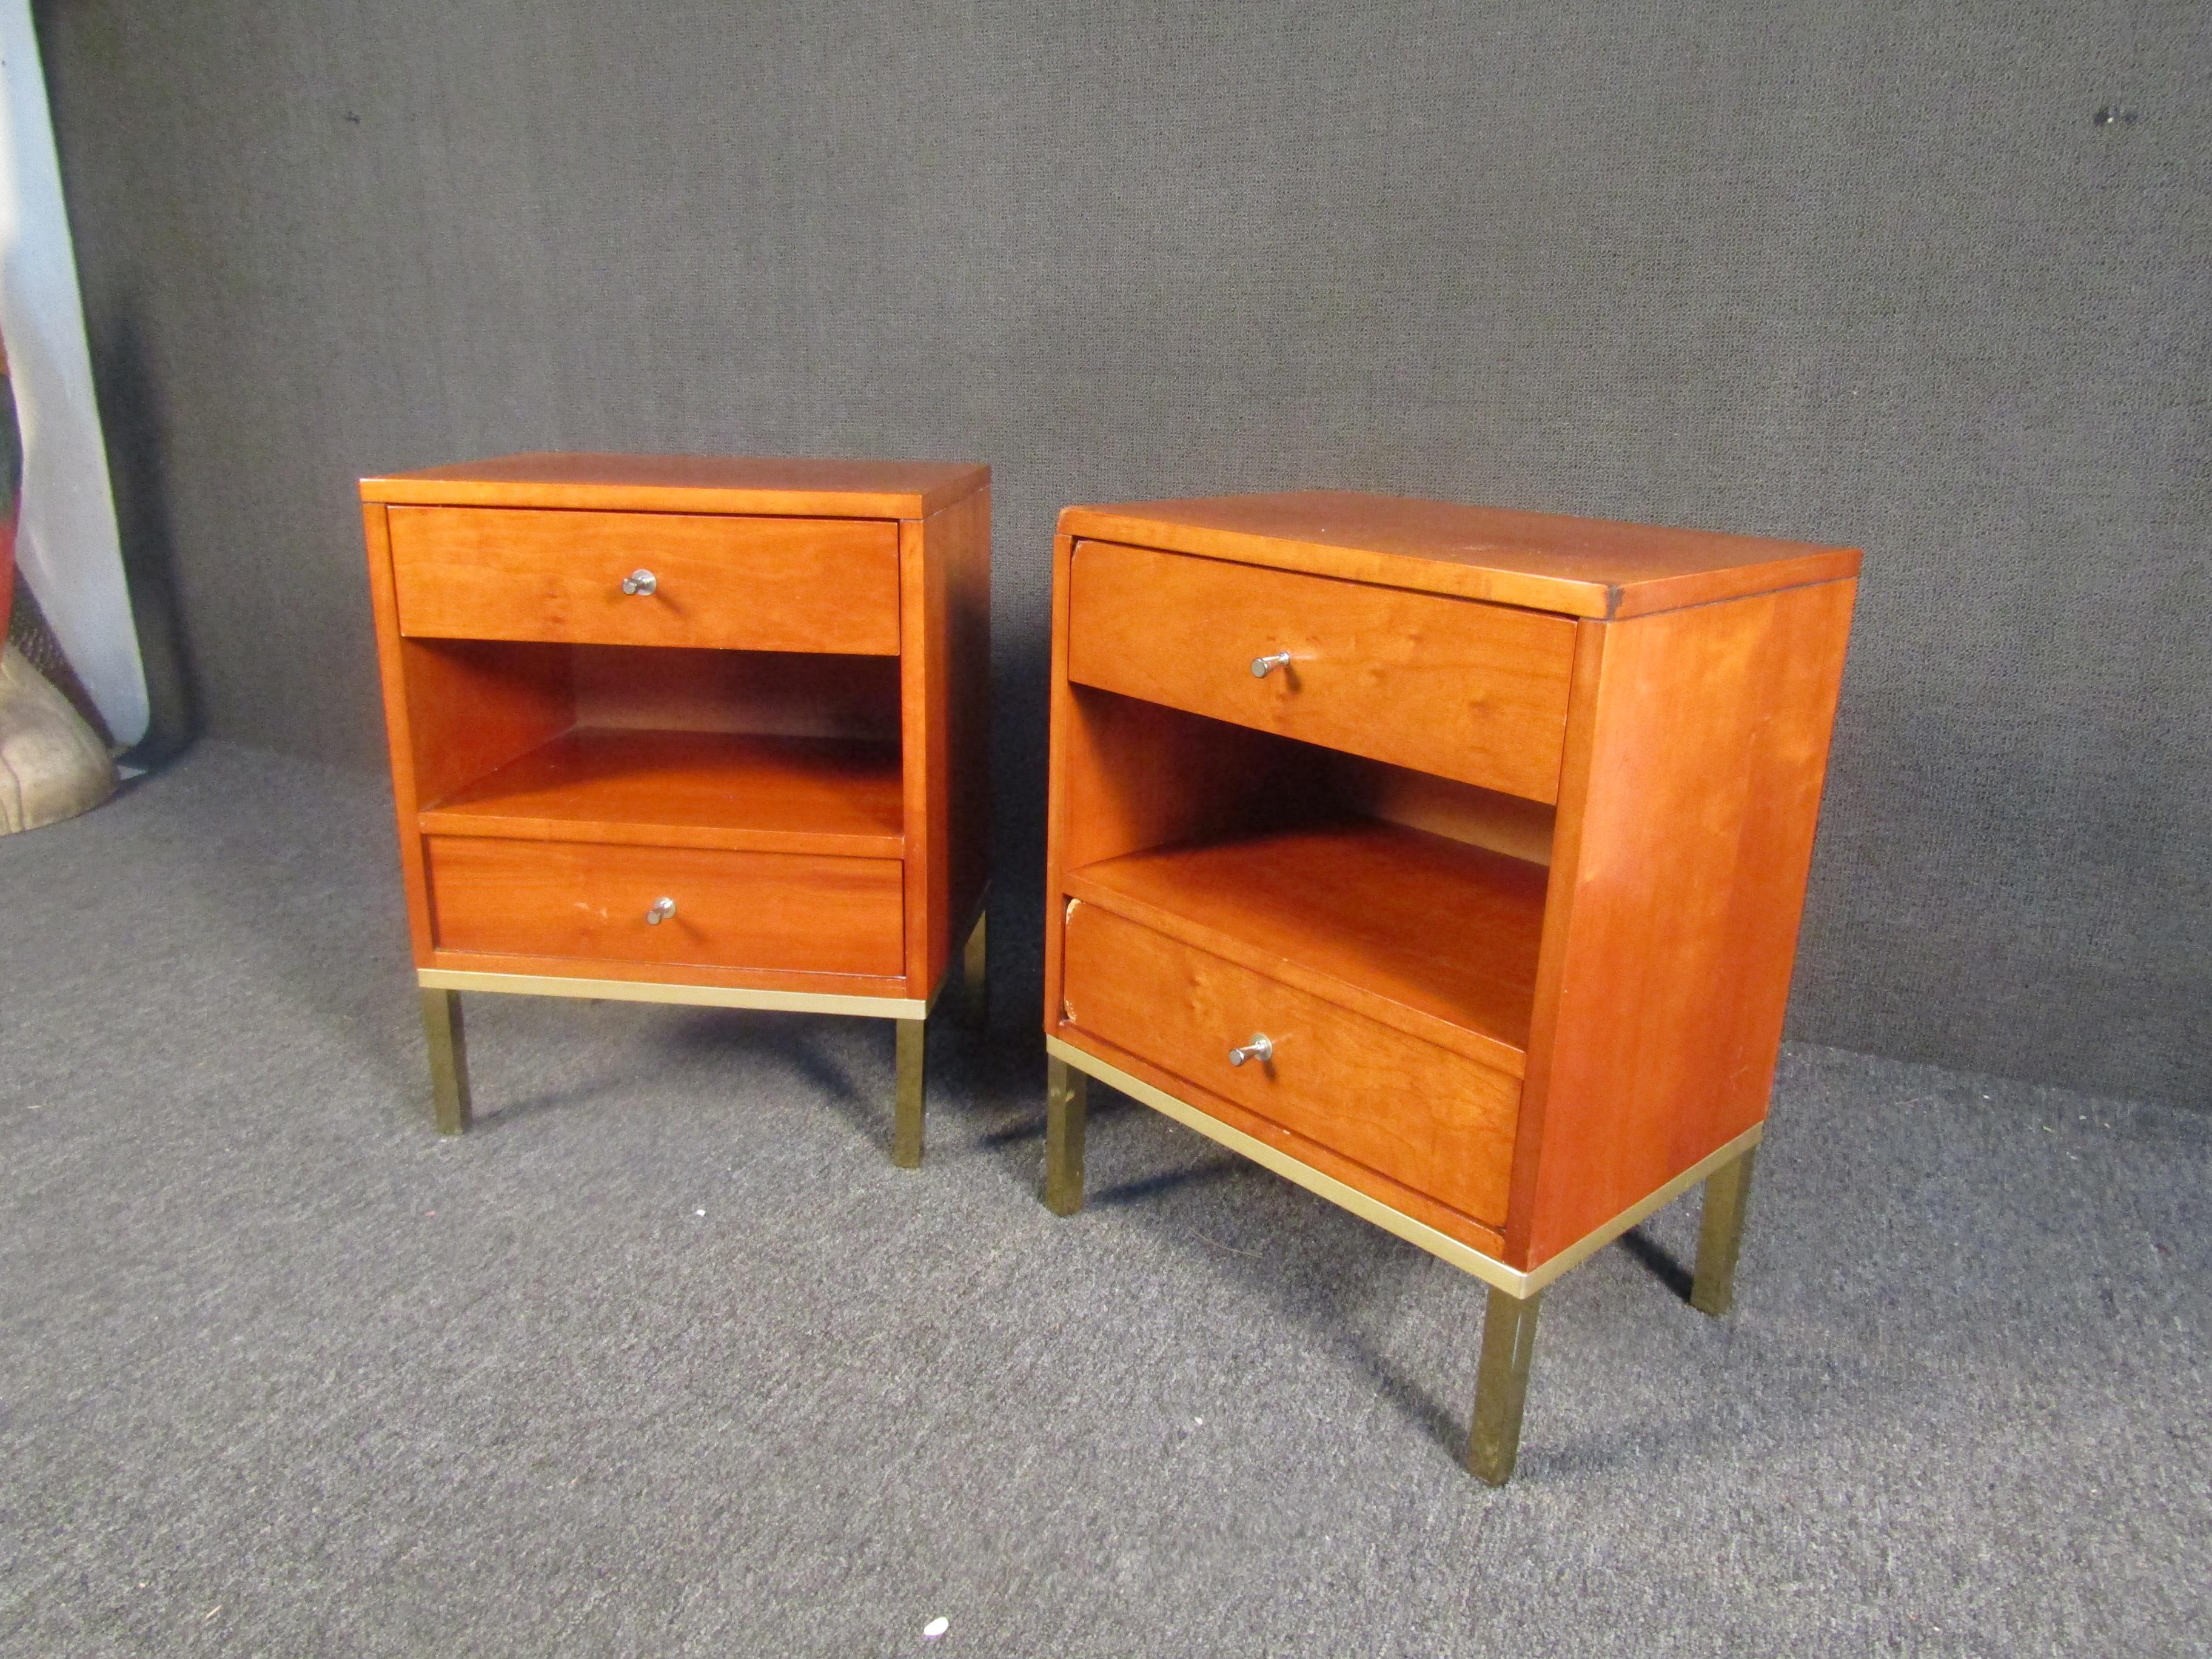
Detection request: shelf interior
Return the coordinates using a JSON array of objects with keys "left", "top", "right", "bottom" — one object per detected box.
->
[
  {"left": 397, "top": 640, "right": 906, "bottom": 857},
  {"left": 418, "top": 725, "right": 902, "bottom": 858},
  {"left": 1067, "top": 818, "right": 1547, "bottom": 1062},
  {"left": 1051, "top": 689, "right": 1556, "bottom": 1065},
  {"left": 420, "top": 726, "right": 904, "bottom": 856}
]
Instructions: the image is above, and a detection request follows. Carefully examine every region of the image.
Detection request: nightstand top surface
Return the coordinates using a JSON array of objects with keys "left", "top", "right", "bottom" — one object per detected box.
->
[
  {"left": 362, "top": 452, "right": 989, "bottom": 519},
  {"left": 1059, "top": 490, "right": 1860, "bottom": 619}
]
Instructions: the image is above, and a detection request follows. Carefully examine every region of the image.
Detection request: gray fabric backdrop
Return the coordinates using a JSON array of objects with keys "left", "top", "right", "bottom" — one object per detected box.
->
[{"left": 35, "top": 1, "right": 2208, "bottom": 1108}]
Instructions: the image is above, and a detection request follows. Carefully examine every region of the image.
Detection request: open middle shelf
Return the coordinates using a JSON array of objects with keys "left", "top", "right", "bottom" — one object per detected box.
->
[
  {"left": 1066, "top": 817, "right": 1546, "bottom": 1074},
  {"left": 420, "top": 726, "right": 905, "bottom": 857}
]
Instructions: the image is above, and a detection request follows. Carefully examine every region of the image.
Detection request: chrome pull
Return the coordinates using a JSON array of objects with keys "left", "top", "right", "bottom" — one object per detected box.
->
[
  {"left": 646, "top": 897, "right": 677, "bottom": 925},
  {"left": 1227, "top": 1033, "right": 1274, "bottom": 1067},
  {"left": 621, "top": 569, "right": 659, "bottom": 596},
  {"left": 1250, "top": 651, "right": 1292, "bottom": 679}
]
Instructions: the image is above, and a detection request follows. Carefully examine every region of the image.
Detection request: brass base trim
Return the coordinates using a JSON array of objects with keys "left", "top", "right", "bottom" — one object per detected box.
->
[
  {"left": 1045, "top": 1035, "right": 1764, "bottom": 1299},
  {"left": 1048, "top": 1035, "right": 1533, "bottom": 1293},
  {"left": 418, "top": 968, "right": 927, "bottom": 1021},
  {"left": 1518, "top": 1126, "right": 1764, "bottom": 1293}
]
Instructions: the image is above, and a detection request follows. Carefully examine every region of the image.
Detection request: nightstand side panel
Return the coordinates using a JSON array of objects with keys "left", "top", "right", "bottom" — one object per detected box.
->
[
  {"left": 362, "top": 502, "right": 435, "bottom": 966},
  {"left": 940, "top": 488, "right": 993, "bottom": 984},
  {"left": 900, "top": 484, "right": 993, "bottom": 1000},
  {"left": 1512, "top": 578, "right": 1857, "bottom": 1267}
]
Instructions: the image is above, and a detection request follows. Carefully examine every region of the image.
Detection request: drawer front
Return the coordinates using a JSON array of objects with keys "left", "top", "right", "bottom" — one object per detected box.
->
[
  {"left": 427, "top": 836, "right": 904, "bottom": 977},
  {"left": 389, "top": 506, "right": 901, "bottom": 654},
  {"left": 1066, "top": 540, "right": 1577, "bottom": 802},
  {"left": 1061, "top": 899, "right": 1518, "bottom": 1226}
]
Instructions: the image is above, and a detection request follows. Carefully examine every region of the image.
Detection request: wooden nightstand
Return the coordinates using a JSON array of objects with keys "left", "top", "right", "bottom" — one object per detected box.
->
[
  {"left": 1038, "top": 491, "right": 1857, "bottom": 1482},
  {"left": 359, "top": 453, "right": 990, "bottom": 1163}
]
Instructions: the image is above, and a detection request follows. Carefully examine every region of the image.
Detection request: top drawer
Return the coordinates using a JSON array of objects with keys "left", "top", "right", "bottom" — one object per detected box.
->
[
  {"left": 1065, "top": 541, "right": 1577, "bottom": 802},
  {"left": 387, "top": 506, "right": 902, "bottom": 654}
]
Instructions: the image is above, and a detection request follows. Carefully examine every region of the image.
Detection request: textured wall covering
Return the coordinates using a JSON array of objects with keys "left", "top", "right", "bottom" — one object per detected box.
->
[{"left": 35, "top": 1, "right": 2210, "bottom": 1107}]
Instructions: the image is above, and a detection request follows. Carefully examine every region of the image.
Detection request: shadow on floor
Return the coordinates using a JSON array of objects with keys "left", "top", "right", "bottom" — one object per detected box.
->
[{"left": 1617, "top": 1225, "right": 1696, "bottom": 1305}]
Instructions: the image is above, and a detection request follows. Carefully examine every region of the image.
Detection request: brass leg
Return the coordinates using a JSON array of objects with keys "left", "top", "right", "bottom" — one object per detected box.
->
[
  {"left": 893, "top": 1017, "right": 927, "bottom": 1168},
  {"left": 419, "top": 988, "right": 471, "bottom": 1136},
  {"left": 957, "top": 911, "right": 988, "bottom": 1032},
  {"left": 1043, "top": 1056, "right": 1087, "bottom": 1216},
  {"left": 1466, "top": 1286, "right": 1541, "bottom": 1486},
  {"left": 1691, "top": 1145, "right": 1757, "bottom": 1317}
]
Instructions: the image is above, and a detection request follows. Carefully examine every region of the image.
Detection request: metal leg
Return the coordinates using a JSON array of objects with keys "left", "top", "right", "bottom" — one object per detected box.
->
[
  {"left": 893, "top": 1017, "right": 927, "bottom": 1168},
  {"left": 419, "top": 988, "right": 471, "bottom": 1136},
  {"left": 957, "top": 910, "right": 988, "bottom": 1032},
  {"left": 1044, "top": 1056, "right": 1087, "bottom": 1216},
  {"left": 1691, "top": 1145, "right": 1757, "bottom": 1317},
  {"left": 1466, "top": 1287, "right": 1541, "bottom": 1486}
]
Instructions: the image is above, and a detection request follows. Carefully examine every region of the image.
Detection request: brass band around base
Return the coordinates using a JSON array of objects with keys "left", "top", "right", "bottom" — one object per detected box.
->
[
  {"left": 411, "top": 908, "right": 988, "bottom": 1168},
  {"left": 1045, "top": 1033, "right": 1763, "bottom": 1486},
  {"left": 1042, "top": 1034, "right": 1763, "bottom": 1301},
  {"left": 415, "top": 967, "right": 929, "bottom": 1021}
]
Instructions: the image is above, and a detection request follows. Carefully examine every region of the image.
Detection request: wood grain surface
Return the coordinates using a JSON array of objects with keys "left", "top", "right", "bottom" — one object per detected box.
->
[
  {"left": 570, "top": 645, "right": 901, "bottom": 742},
  {"left": 1061, "top": 491, "right": 1860, "bottom": 619},
  {"left": 1067, "top": 540, "right": 1576, "bottom": 801},
  {"left": 900, "top": 485, "right": 992, "bottom": 994},
  {"left": 1509, "top": 579, "right": 1858, "bottom": 1267},
  {"left": 363, "top": 451, "right": 988, "bottom": 520},
  {"left": 1067, "top": 820, "right": 1544, "bottom": 1071},
  {"left": 418, "top": 727, "right": 904, "bottom": 857},
  {"left": 389, "top": 506, "right": 900, "bottom": 654},
  {"left": 1061, "top": 901, "right": 1520, "bottom": 1228},
  {"left": 426, "top": 836, "right": 905, "bottom": 977}
]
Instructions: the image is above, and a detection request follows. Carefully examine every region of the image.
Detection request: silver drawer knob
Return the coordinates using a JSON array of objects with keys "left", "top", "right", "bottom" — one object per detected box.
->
[
  {"left": 646, "top": 896, "right": 677, "bottom": 925},
  {"left": 1227, "top": 1033, "right": 1274, "bottom": 1067},
  {"left": 1250, "top": 651, "right": 1292, "bottom": 678},
  {"left": 621, "top": 569, "right": 659, "bottom": 596}
]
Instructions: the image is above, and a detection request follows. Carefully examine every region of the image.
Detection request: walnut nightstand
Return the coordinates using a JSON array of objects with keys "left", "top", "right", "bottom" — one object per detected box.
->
[
  {"left": 360, "top": 453, "right": 990, "bottom": 1162},
  {"left": 1037, "top": 491, "right": 1857, "bottom": 1482}
]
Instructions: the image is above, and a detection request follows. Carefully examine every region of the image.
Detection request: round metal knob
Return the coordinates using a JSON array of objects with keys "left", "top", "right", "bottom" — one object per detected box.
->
[
  {"left": 646, "top": 897, "right": 677, "bottom": 925},
  {"left": 621, "top": 569, "right": 659, "bottom": 596},
  {"left": 1227, "top": 1033, "right": 1274, "bottom": 1067},
  {"left": 1251, "top": 651, "right": 1292, "bottom": 678}
]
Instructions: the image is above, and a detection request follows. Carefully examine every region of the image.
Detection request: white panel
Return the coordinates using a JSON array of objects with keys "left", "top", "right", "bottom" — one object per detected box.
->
[{"left": 0, "top": 2, "right": 145, "bottom": 745}]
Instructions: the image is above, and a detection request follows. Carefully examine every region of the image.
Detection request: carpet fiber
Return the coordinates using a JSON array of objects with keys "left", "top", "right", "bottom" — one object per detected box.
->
[{"left": 2, "top": 743, "right": 2205, "bottom": 1656}]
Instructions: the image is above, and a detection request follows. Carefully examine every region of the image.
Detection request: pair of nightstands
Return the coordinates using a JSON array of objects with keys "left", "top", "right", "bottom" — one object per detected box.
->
[{"left": 360, "top": 454, "right": 1857, "bottom": 1485}]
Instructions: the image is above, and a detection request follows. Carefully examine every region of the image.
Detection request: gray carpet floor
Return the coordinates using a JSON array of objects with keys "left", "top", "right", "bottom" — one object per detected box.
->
[{"left": 2, "top": 742, "right": 2205, "bottom": 1657}]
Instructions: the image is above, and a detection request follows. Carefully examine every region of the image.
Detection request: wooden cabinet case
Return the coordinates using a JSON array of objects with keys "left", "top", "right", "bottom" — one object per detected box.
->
[
  {"left": 1037, "top": 489, "right": 1858, "bottom": 1482},
  {"left": 361, "top": 453, "right": 990, "bottom": 1159}
]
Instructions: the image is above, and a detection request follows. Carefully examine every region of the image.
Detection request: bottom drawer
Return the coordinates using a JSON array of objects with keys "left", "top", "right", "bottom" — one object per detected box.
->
[
  {"left": 1061, "top": 899, "right": 1520, "bottom": 1226},
  {"left": 427, "top": 836, "right": 904, "bottom": 977}
]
